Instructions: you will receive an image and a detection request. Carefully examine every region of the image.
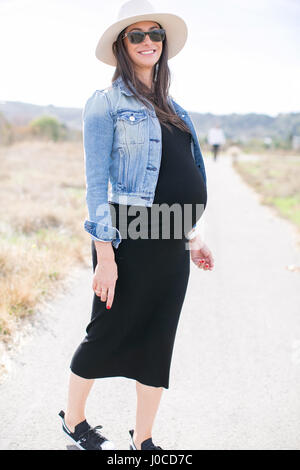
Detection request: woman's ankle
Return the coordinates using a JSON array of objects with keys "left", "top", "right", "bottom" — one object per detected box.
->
[
  {"left": 64, "top": 412, "right": 86, "bottom": 433},
  {"left": 133, "top": 431, "right": 152, "bottom": 450},
  {"left": 133, "top": 436, "right": 141, "bottom": 450}
]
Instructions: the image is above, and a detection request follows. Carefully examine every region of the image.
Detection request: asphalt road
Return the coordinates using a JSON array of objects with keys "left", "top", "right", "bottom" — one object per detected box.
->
[{"left": 0, "top": 155, "right": 300, "bottom": 450}]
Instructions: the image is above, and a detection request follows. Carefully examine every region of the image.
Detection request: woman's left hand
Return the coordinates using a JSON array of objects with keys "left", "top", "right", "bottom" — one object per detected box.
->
[{"left": 189, "top": 235, "right": 214, "bottom": 271}]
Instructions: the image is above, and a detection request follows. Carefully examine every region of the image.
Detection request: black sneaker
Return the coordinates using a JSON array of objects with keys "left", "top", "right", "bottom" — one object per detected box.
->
[
  {"left": 58, "top": 410, "right": 115, "bottom": 450},
  {"left": 129, "top": 429, "right": 163, "bottom": 450}
]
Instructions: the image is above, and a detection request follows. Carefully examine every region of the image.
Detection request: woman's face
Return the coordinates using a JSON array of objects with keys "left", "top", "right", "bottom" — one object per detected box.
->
[{"left": 123, "top": 20, "right": 163, "bottom": 71}]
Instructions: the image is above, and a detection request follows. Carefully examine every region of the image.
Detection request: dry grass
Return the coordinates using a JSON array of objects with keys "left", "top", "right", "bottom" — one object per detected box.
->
[
  {"left": 0, "top": 140, "right": 90, "bottom": 344},
  {"left": 233, "top": 154, "right": 300, "bottom": 232}
]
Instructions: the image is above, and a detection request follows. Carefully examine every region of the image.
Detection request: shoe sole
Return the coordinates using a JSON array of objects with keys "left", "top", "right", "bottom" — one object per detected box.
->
[
  {"left": 64, "top": 431, "right": 85, "bottom": 450},
  {"left": 63, "top": 428, "right": 115, "bottom": 450}
]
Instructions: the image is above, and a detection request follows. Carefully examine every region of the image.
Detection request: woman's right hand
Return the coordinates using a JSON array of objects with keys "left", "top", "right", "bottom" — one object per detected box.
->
[{"left": 92, "top": 247, "right": 118, "bottom": 309}]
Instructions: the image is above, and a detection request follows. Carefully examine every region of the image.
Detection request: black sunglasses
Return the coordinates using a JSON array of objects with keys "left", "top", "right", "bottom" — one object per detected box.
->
[{"left": 122, "top": 28, "right": 166, "bottom": 44}]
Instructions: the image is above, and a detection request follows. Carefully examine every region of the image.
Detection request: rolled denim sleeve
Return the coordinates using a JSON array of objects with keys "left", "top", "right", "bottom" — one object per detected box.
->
[{"left": 82, "top": 90, "right": 122, "bottom": 249}]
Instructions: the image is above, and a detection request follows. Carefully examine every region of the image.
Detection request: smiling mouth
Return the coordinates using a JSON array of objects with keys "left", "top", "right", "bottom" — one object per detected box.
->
[{"left": 138, "top": 50, "right": 156, "bottom": 55}]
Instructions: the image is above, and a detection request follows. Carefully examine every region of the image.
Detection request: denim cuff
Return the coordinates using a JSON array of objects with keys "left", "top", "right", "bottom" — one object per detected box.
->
[{"left": 84, "top": 220, "right": 122, "bottom": 249}]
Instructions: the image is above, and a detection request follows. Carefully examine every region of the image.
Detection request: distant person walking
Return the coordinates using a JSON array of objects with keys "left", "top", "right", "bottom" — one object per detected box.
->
[{"left": 207, "top": 125, "right": 226, "bottom": 161}]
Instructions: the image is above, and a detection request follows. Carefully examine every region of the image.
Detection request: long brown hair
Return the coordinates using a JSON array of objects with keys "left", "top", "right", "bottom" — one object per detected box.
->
[{"left": 111, "top": 23, "right": 191, "bottom": 135}]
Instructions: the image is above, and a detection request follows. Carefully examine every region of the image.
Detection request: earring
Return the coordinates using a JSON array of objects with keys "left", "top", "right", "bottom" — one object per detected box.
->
[{"left": 154, "top": 63, "right": 159, "bottom": 82}]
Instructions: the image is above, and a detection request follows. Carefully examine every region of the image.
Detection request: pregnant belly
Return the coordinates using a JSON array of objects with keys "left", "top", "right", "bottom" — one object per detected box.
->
[
  {"left": 153, "top": 162, "right": 207, "bottom": 233},
  {"left": 110, "top": 164, "right": 207, "bottom": 240}
]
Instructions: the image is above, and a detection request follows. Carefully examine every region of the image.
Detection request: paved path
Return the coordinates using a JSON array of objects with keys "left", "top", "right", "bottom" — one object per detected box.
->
[{"left": 0, "top": 155, "right": 300, "bottom": 450}]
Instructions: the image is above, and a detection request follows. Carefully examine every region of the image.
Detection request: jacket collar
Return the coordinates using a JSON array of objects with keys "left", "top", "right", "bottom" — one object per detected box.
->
[
  {"left": 112, "top": 75, "right": 134, "bottom": 96},
  {"left": 112, "top": 75, "right": 176, "bottom": 111}
]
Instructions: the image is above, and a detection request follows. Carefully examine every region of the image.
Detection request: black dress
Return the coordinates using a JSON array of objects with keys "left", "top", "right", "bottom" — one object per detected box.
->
[{"left": 70, "top": 122, "right": 207, "bottom": 389}]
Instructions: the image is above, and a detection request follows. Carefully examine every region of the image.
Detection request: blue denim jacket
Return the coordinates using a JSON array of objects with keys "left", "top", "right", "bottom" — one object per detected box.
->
[{"left": 83, "top": 75, "right": 207, "bottom": 249}]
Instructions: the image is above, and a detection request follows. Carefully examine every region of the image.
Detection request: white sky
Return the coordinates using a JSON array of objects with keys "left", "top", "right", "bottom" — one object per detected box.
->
[{"left": 0, "top": 0, "right": 299, "bottom": 116}]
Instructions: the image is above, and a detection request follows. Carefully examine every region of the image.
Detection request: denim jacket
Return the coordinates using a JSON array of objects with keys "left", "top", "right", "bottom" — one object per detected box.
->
[{"left": 83, "top": 75, "right": 207, "bottom": 249}]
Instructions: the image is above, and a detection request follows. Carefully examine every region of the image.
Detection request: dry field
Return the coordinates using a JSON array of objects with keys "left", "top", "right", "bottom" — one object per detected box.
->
[
  {"left": 0, "top": 140, "right": 89, "bottom": 347},
  {"left": 233, "top": 155, "right": 300, "bottom": 232}
]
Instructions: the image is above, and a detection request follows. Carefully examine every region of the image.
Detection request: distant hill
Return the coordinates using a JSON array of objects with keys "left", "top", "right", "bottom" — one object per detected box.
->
[
  {"left": 189, "top": 112, "right": 300, "bottom": 141},
  {"left": 0, "top": 99, "right": 299, "bottom": 141},
  {"left": 0, "top": 100, "right": 82, "bottom": 131}
]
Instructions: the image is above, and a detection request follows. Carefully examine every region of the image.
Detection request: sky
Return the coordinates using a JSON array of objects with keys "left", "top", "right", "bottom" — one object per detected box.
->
[{"left": 0, "top": 0, "right": 299, "bottom": 116}]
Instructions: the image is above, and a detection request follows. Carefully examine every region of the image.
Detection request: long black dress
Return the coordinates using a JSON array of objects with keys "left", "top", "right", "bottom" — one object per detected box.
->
[{"left": 70, "top": 122, "right": 207, "bottom": 389}]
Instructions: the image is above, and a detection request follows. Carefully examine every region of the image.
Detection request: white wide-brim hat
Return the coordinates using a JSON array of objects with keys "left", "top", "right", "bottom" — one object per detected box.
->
[{"left": 95, "top": 0, "right": 188, "bottom": 66}]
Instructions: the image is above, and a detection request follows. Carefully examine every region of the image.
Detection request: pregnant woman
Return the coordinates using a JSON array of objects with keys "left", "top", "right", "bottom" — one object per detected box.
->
[{"left": 58, "top": 0, "right": 214, "bottom": 451}]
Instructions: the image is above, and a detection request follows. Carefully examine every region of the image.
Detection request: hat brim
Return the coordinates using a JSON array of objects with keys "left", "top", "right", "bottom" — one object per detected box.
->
[{"left": 95, "top": 12, "right": 188, "bottom": 66}]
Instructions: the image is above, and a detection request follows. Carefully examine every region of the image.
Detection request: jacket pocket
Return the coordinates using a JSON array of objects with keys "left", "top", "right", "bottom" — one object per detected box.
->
[{"left": 116, "top": 110, "right": 147, "bottom": 145}]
